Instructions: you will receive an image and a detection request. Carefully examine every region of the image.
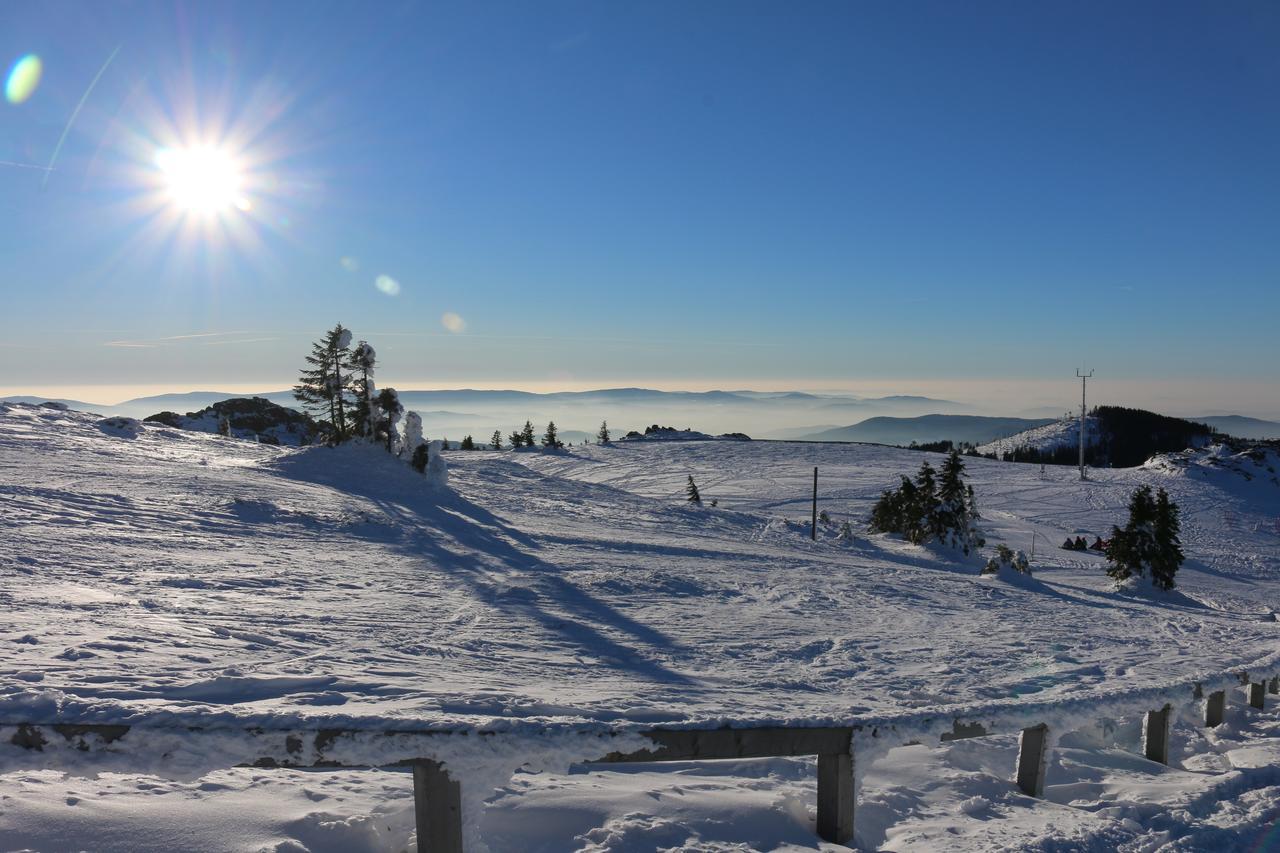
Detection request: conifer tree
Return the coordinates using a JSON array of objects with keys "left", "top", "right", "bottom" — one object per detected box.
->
[
  {"left": 411, "top": 444, "right": 429, "bottom": 473},
  {"left": 1105, "top": 485, "right": 1159, "bottom": 585},
  {"left": 460, "top": 435, "right": 475, "bottom": 450},
  {"left": 491, "top": 430, "right": 503, "bottom": 450},
  {"left": 1151, "top": 488, "right": 1184, "bottom": 590},
  {"left": 508, "top": 429, "right": 524, "bottom": 449},
  {"left": 542, "top": 421, "right": 561, "bottom": 448},
  {"left": 520, "top": 420, "right": 536, "bottom": 447},
  {"left": 375, "top": 388, "right": 403, "bottom": 453},
  {"left": 597, "top": 420, "right": 611, "bottom": 444},
  {"left": 293, "top": 324, "right": 354, "bottom": 442},
  {"left": 347, "top": 341, "right": 377, "bottom": 438},
  {"left": 685, "top": 475, "right": 702, "bottom": 505}
]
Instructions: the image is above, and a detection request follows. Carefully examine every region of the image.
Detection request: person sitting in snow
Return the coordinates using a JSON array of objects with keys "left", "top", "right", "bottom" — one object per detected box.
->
[
  {"left": 1062, "top": 538, "right": 1076, "bottom": 550},
  {"left": 1074, "top": 536, "right": 1087, "bottom": 550},
  {"left": 1091, "top": 536, "right": 1105, "bottom": 550}
]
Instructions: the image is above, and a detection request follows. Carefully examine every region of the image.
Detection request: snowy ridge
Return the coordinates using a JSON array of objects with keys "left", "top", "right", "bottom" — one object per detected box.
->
[{"left": 975, "top": 414, "right": 1100, "bottom": 455}]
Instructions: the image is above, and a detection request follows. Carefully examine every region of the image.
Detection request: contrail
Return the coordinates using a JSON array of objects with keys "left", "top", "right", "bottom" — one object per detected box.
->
[
  {"left": 42, "top": 44, "right": 122, "bottom": 189},
  {"left": 0, "top": 160, "right": 53, "bottom": 172}
]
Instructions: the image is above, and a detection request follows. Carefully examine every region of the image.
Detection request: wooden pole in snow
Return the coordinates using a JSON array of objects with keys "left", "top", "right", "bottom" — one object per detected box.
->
[{"left": 812, "top": 467, "right": 818, "bottom": 541}]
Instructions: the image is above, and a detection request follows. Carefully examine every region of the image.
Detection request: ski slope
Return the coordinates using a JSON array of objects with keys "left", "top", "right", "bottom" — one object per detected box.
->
[{"left": 3, "top": 402, "right": 1280, "bottom": 851}]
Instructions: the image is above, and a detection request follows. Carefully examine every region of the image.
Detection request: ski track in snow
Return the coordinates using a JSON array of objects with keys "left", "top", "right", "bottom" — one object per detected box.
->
[{"left": 2, "top": 402, "right": 1280, "bottom": 851}]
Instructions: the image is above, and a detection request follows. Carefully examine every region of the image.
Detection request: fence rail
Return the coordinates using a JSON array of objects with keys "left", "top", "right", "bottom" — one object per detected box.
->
[{"left": 5, "top": 670, "right": 1279, "bottom": 851}]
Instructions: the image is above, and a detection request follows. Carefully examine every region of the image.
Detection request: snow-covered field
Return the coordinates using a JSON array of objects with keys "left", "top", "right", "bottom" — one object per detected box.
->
[{"left": 3, "top": 401, "right": 1280, "bottom": 851}]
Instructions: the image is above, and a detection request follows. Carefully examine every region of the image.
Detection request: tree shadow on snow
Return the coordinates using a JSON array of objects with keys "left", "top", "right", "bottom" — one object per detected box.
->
[{"left": 269, "top": 450, "right": 695, "bottom": 685}]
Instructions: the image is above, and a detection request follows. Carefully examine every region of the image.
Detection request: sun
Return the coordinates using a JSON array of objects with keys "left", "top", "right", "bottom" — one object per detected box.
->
[{"left": 154, "top": 146, "right": 249, "bottom": 214}]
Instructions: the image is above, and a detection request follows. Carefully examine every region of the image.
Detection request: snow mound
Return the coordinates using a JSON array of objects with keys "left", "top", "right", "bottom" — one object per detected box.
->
[
  {"left": 1147, "top": 442, "right": 1280, "bottom": 487},
  {"left": 426, "top": 440, "right": 449, "bottom": 488},
  {"left": 96, "top": 416, "right": 143, "bottom": 438}
]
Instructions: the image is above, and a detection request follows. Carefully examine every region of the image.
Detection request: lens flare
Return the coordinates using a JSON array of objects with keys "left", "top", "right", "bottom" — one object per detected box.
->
[
  {"left": 5, "top": 54, "right": 43, "bottom": 104},
  {"left": 155, "top": 146, "right": 245, "bottom": 213},
  {"left": 441, "top": 312, "right": 466, "bottom": 333},
  {"left": 375, "top": 274, "right": 401, "bottom": 296}
]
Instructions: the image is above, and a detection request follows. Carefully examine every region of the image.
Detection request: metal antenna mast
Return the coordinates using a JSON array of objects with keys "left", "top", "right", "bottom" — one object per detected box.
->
[{"left": 1076, "top": 368, "right": 1093, "bottom": 481}]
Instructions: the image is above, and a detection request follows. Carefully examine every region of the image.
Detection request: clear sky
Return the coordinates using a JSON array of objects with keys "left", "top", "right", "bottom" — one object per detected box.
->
[{"left": 2, "top": 1, "right": 1278, "bottom": 414}]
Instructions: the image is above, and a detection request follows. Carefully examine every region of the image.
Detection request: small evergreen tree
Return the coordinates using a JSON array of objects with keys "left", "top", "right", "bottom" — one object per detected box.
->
[
  {"left": 347, "top": 341, "right": 377, "bottom": 438},
  {"left": 491, "top": 430, "right": 503, "bottom": 450},
  {"left": 293, "top": 324, "right": 354, "bottom": 442},
  {"left": 597, "top": 420, "right": 611, "bottom": 444},
  {"left": 1151, "top": 488, "right": 1184, "bottom": 590},
  {"left": 508, "top": 429, "right": 524, "bottom": 449},
  {"left": 685, "top": 475, "right": 702, "bottom": 505},
  {"left": 521, "top": 420, "right": 536, "bottom": 447},
  {"left": 411, "top": 444, "right": 429, "bottom": 473},
  {"left": 1105, "top": 485, "right": 1159, "bottom": 586},
  {"left": 376, "top": 388, "right": 402, "bottom": 453},
  {"left": 542, "top": 421, "right": 562, "bottom": 448},
  {"left": 460, "top": 435, "right": 475, "bottom": 450},
  {"left": 868, "top": 454, "right": 982, "bottom": 552},
  {"left": 441, "top": 436, "right": 449, "bottom": 450},
  {"left": 217, "top": 416, "right": 231, "bottom": 437}
]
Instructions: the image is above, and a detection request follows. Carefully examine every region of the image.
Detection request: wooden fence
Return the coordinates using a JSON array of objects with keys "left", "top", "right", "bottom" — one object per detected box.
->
[{"left": 5, "top": 672, "right": 1278, "bottom": 851}]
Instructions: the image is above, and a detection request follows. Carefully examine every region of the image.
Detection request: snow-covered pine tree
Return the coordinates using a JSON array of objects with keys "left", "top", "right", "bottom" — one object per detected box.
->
[
  {"left": 597, "top": 420, "right": 610, "bottom": 444},
  {"left": 685, "top": 475, "right": 702, "bottom": 505},
  {"left": 347, "top": 341, "right": 377, "bottom": 438},
  {"left": 490, "top": 430, "right": 503, "bottom": 450},
  {"left": 293, "top": 324, "right": 354, "bottom": 442},
  {"left": 542, "top": 421, "right": 561, "bottom": 448},
  {"left": 376, "top": 388, "right": 403, "bottom": 453},
  {"left": 935, "top": 450, "right": 982, "bottom": 554},
  {"left": 402, "top": 410, "right": 424, "bottom": 458},
  {"left": 460, "top": 435, "right": 475, "bottom": 450},
  {"left": 1105, "top": 485, "right": 1158, "bottom": 585},
  {"left": 508, "top": 429, "right": 524, "bottom": 449},
  {"left": 521, "top": 420, "right": 536, "bottom": 447},
  {"left": 907, "top": 460, "right": 939, "bottom": 544},
  {"left": 1151, "top": 488, "right": 1184, "bottom": 590}
]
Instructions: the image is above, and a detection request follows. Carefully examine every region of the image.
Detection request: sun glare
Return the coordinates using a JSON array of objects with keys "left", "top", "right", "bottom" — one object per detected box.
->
[{"left": 154, "top": 147, "right": 247, "bottom": 214}]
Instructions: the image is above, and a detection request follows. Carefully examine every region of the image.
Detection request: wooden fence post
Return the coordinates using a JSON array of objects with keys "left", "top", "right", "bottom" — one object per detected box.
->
[
  {"left": 413, "top": 759, "right": 463, "bottom": 853},
  {"left": 1249, "top": 682, "right": 1266, "bottom": 710},
  {"left": 1144, "top": 705, "right": 1171, "bottom": 764},
  {"left": 1205, "top": 691, "right": 1227, "bottom": 727},
  {"left": 1269, "top": 677, "right": 1279, "bottom": 695},
  {"left": 1015, "top": 724, "right": 1049, "bottom": 798},
  {"left": 816, "top": 749, "right": 855, "bottom": 845}
]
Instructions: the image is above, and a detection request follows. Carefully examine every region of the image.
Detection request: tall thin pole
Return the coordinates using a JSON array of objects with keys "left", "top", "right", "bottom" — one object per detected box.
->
[
  {"left": 1076, "top": 369, "right": 1093, "bottom": 481},
  {"left": 812, "top": 467, "right": 818, "bottom": 541}
]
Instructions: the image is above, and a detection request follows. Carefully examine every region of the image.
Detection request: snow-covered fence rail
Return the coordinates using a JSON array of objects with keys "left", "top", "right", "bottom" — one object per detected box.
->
[{"left": 5, "top": 662, "right": 1280, "bottom": 851}]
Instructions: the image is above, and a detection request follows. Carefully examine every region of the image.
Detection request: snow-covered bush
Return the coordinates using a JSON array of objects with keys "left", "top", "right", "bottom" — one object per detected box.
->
[
  {"left": 411, "top": 444, "right": 429, "bottom": 473},
  {"left": 403, "top": 411, "right": 424, "bottom": 457},
  {"left": 982, "top": 544, "right": 1031, "bottom": 576},
  {"left": 425, "top": 440, "right": 449, "bottom": 487}
]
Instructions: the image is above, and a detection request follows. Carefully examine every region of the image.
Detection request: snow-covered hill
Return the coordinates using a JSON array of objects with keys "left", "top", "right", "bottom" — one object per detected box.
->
[
  {"left": 3, "top": 401, "right": 1280, "bottom": 851},
  {"left": 974, "top": 415, "right": 1101, "bottom": 456}
]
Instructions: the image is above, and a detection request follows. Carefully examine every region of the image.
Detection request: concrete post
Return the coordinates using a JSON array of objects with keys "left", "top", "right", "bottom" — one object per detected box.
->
[
  {"left": 816, "top": 750, "right": 855, "bottom": 845},
  {"left": 1015, "top": 724, "right": 1050, "bottom": 798},
  {"left": 1205, "top": 691, "right": 1227, "bottom": 727},
  {"left": 413, "top": 760, "right": 463, "bottom": 853},
  {"left": 1144, "top": 705, "right": 1171, "bottom": 764},
  {"left": 1269, "top": 677, "right": 1279, "bottom": 695},
  {"left": 1249, "top": 682, "right": 1266, "bottom": 710}
]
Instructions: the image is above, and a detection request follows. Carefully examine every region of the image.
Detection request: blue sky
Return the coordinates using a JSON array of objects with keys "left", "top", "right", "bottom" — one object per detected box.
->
[{"left": 2, "top": 1, "right": 1277, "bottom": 413}]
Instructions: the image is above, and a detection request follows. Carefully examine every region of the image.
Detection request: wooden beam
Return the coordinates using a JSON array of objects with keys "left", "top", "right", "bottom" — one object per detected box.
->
[
  {"left": 1144, "top": 705, "right": 1171, "bottom": 765},
  {"left": 1205, "top": 691, "right": 1226, "bottom": 727},
  {"left": 1249, "top": 682, "right": 1266, "bottom": 710},
  {"left": 1015, "top": 724, "right": 1049, "bottom": 798},
  {"left": 413, "top": 760, "right": 463, "bottom": 853},
  {"left": 940, "top": 721, "right": 988, "bottom": 742},
  {"left": 601, "top": 726, "right": 854, "bottom": 763},
  {"left": 816, "top": 751, "right": 855, "bottom": 845}
]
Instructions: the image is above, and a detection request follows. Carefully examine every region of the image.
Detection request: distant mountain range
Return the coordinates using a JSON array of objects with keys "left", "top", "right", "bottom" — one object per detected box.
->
[
  {"left": 794, "top": 415, "right": 1055, "bottom": 446},
  {"left": 1193, "top": 415, "right": 1280, "bottom": 440}
]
